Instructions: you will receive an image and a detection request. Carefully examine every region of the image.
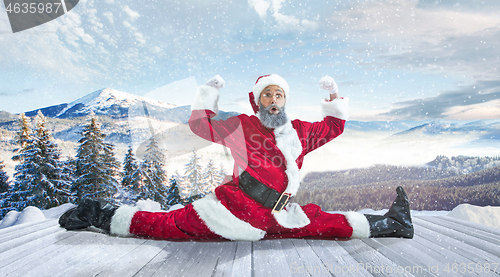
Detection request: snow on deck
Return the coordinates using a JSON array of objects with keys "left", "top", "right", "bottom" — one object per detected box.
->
[{"left": 1, "top": 216, "right": 500, "bottom": 277}]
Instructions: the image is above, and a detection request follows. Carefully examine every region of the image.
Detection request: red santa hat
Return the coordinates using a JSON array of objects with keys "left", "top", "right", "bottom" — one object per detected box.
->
[{"left": 249, "top": 74, "right": 289, "bottom": 114}]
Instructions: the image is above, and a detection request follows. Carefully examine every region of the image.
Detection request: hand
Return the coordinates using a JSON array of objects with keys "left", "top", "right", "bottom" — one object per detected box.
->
[
  {"left": 205, "top": 75, "right": 225, "bottom": 89},
  {"left": 319, "top": 76, "right": 338, "bottom": 94}
]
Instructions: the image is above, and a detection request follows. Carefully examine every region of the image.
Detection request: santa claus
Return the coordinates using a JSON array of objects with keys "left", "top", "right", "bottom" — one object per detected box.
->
[{"left": 59, "top": 74, "right": 414, "bottom": 240}]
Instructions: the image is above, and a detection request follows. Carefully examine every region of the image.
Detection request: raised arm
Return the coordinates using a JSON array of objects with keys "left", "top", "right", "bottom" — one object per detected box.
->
[
  {"left": 293, "top": 76, "right": 349, "bottom": 154},
  {"left": 189, "top": 75, "right": 243, "bottom": 147}
]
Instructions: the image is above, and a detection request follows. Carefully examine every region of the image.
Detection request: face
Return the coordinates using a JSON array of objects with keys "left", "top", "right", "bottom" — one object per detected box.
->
[{"left": 259, "top": 85, "right": 285, "bottom": 114}]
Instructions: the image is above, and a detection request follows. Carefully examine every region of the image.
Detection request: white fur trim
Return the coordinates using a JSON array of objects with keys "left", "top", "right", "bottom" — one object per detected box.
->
[
  {"left": 344, "top": 211, "right": 370, "bottom": 239},
  {"left": 321, "top": 97, "right": 349, "bottom": 120},
  {"left": 110, "top": 205, "right": 138, "bottom": 237},
  {"left": 252, "top": 74, "right": 290, "bottom": 106},
  {"left": 192, "top": 194, "right": 266, "bottom": 241},
  {"left": 191, "top": 84, "right": 220, "bottom": 114},
  {"left": 272, "top": 120, "right": 310, "bottom": 228},
  {"left": 273, "top": 203, "right": 310, "bottom": 229},
  {"left": 273, "top": 120, "right": 302, "bottom": 196}
]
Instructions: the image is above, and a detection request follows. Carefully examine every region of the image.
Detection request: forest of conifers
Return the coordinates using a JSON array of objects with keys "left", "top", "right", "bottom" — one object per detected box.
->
[{"left": 295, "top": 156, "right": 500, "bottom": 211}]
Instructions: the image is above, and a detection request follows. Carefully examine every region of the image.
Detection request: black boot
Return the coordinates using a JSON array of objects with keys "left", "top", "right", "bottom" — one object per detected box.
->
[
  {"left": 59, "top": 198, "right": 118, "bottom": 232},
  {"left": 364, "top": 186, "right": 414, "bottom": 238}
]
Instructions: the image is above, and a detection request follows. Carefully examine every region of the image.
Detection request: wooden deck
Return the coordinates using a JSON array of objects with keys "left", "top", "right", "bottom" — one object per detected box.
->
[{"left": 1, "top": 216, "right": 500, "bottom": 277}]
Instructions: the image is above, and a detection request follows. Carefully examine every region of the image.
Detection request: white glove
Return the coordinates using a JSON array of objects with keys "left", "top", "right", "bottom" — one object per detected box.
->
[
  {"left": 205, "top": 75, "right": 225, "bottom": 89},
  {"left": 319, "top": 76, "right": 338, "bottom": 94}
]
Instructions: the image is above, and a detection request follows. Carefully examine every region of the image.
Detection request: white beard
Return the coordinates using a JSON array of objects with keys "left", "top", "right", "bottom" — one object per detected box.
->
[{"left": 257, "top": 103, "right": 288, "bottom": 128}]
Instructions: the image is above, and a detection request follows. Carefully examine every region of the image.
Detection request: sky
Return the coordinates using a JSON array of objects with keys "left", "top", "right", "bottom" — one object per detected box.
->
[{"left": 1, "top": 0, "right": 499, "bottom": 122}]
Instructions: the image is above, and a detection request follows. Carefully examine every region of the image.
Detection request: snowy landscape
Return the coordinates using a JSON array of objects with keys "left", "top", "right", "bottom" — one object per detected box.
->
[
  {"left": 2, "top": 0, "right": 500, "bottom": 275},
  {"left": 1, "top": 88, "right": 500, "bottom": 222}
]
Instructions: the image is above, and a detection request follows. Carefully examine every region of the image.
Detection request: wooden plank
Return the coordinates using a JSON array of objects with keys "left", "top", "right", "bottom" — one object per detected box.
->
[
  {"left": 411, "top": 221, "right": 500, "bottom": 276},
  {"left": 409, "top": 232, "right": 499, "bottom": 276},
  {"left": 275, "top": 239, "right": 321, "bottom": 277},
  {"left": 413, "top": 217, "right": 500, "bottom": 257},
  {"left": 19, "top": 231, "right": 114, "bottom": 276},
  {"left": 252, "top": 239, "right": 296, "bottom": 277},
  {"left": 0, "top": 219, "right": 59, "bottom": 243},
  {"left": 2, "top": 235, "right": 80, "bottom": 277},
  {"left": 61, "top": 236, "right": 148, "bottom": 276},
  {"left": 307, "top": 239, "right": 371, "bottom": 277},
  {"left": 133, "top": 241, "right": 193, "bottom": 277},
  {"left": 146, "top": 241, "right": 220, "bottom": 277},
  {"left": 416, "top": 216, "right": 500, "bottom": 244},
  {"left": 363, "top": 238, "right": 441, "bottom": 277},
  {"left": 0, "top": 227, "right": 75, "bottom": 272},
  {"left": 93, "top": 239, "right": 171, "bottom": 277},
  {"left": 169, "top": 242, "right": 228, "bottom": 277},
  {"left": 337, "top": 239, "right": 413, "bottom": 277},
  {"left": 0, "top": 224, "right": 63, "bottom": 254},
  {"left": 287, "top": 239, "right": 332, "bottom": 277},
  {"left": 24, "top": 231, "right": 143, "bottom": 276},
  {"left": 212, "top": 241, "right": 238, "bottom": 277},
  {"left": 436, "top": 216, "right": 500, "bottom": 237},
  {"left": 228, "top": 241, "right": 252, "bottom": 277}
]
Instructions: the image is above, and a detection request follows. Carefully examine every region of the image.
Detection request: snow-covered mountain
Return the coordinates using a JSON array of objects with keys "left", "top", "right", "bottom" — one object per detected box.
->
[
  {"left": 393, "top": 120, "right": 500, "bottom": 137},
  {"left": 25, "top": 88, "right": 178, "bottom": 119},
  {"left": 24, "top": 88, "right": 240, "bottom": 125},
  {"left": 14, "top": 88, "right": 239, "bottom": 146}
]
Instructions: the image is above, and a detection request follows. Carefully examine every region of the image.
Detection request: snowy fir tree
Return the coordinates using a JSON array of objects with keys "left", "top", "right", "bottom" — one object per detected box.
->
[
  {"left": 129, "top": 164, "right": 148, "bottom": 201},
  {"left": 12, "top": 113, "right": 31, "bottom": 159},
  {"left": 138, "top": 136, "right": 169, "bottom": 208},
  {"left": 182, "top": 150, "right": 205, "bottom": 203},
  {"left": 202, "top": 159, "right": 219, "bottom": 194},
  {"left": 0, "top": 160, "right": 12, "bottom": 219},
  {"left": 72, "top": 112, "right": 120, "bottom": 203},
  {"left": 217, "top": 163, "right": 228, "bottom": 184},
  {"left": 165, "top": 171, "right": 183, "bottom": 206},
  {"left": 121, "top": 146, "right": 139, "bottom": 190},
  {"left": 0, "top": 160, "right": 9, "bottom": 194},
  {"left": 7, "top": 111, "right": 72, "bottom": 212}
]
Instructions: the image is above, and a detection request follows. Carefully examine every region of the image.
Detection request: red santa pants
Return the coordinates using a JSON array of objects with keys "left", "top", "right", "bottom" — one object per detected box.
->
[{"left": 129, "top": 203, "right": 353, "bottom": 240}]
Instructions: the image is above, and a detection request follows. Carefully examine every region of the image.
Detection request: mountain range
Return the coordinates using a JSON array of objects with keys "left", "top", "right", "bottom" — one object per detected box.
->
[{"left": 1, "top": 88, "right": 499, "bottom": 146}]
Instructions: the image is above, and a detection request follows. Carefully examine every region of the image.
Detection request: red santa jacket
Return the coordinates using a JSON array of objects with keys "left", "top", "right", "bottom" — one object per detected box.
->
[{"left": 185, "top": 83, "right": 350, "bottom": 241}]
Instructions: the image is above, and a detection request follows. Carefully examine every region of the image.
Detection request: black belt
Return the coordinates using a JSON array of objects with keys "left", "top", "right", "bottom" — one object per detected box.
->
[{"left": 238, "top": 171, "right": 291, "bottom": 213}]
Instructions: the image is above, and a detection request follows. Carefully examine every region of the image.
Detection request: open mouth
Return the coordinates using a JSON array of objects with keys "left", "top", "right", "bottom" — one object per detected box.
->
[{"left": 270, "top": 107, "right": 279, "bottom": 113}]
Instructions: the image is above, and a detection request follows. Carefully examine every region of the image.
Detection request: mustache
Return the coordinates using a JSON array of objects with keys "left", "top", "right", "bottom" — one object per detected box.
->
[{"left": 264, "top": 103, "right": 280, "bottom": 112}]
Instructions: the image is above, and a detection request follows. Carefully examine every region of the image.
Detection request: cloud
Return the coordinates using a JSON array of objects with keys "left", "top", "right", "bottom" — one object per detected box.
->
[
  {"left": 103, "top": 12, "right": 114, "bottom": 24},
  {"left": 379, "top": 80, "right": 500, "bottom": 120},
  {"left": 247, "top": 0, "right": 319, "bottom": 33},
  {"left": 328, "top": 0, "right": 500, "bottom": 80},
  {"left": 334, "top": 0, "right": 500, "bottom": 42},
  {"left": 248, "top": 0, "right": 270, "bottom": 18},
  {"left": 123, "top": 5, "right": 140, "bottom": 20},
  {"left": 443, "top": 100, "right": 500, "bottom": 120}
]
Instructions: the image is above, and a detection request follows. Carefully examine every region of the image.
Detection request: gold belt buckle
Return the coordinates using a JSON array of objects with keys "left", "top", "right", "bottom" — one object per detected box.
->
[{"left": 272, "top": 193, "right": 291, "bottom": 213}]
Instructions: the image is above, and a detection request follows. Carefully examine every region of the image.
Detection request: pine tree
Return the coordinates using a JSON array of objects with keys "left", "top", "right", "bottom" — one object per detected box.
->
[
  {"left": 166, "top": 173, "right": 183, "bottom": 207},
  {"left": 139, "top": 136, "right": 169, "bottom": 208},
  {"left": 12, "top": 113, "right": 31, "bottom": 160},
  {"left": 121, "top": 146, "right": 138, "bottom": 190},
  {"left": 129, "top": 164, "right": 148, "bottom": 201},
  {"left": 0, "top": 160, "right": 12, "bottom": 219},
  {"left": 8, "top": 111, "right": 72, "bottom": 211},
  {"left": 72, "top": 112, "right": 120, "bottom": 203},
  {"left": 0, "top": 160, "right": 9, "bottom": 194},
  {"left": 183, "top": 150, "right": 205, "bottom": 203},
  {"left": 217, "top": 163, "right": 228, "bottom": 185},
  {"left": 202, "top": 159, "right": 219, "bottom": 194}
]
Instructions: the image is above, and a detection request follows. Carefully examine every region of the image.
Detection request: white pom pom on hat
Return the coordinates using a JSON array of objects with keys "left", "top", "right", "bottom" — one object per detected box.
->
[{"left": 249, "top": 74, "right": 289, "bottom": 113}]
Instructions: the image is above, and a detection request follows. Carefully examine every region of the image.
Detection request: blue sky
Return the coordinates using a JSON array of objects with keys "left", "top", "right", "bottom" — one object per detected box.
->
[{"left": 1, "top": 0, "right": 499, "bottom": 121}]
